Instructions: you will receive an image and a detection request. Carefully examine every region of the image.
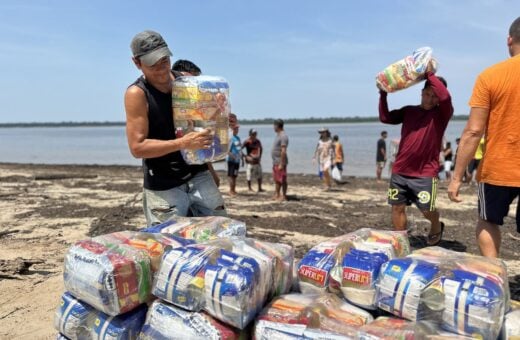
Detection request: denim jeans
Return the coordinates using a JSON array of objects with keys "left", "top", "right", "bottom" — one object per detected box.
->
[{"left": 143, "top": 170, "right": 227, "bottom": 226}]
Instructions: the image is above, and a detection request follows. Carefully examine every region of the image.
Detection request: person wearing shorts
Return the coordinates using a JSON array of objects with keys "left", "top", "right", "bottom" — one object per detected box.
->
[
  {"left": 242, "top": 128, "right": 264, "bottom": 192},
  {"left": 271, "top": 119, "right": 288, "bottom": 201},
  {"left": 376, "top": 131, "right": 387, "bottom": 181},
  {"left": 227, "top": 124, "right": 242, "bottom": 196},
  {"left": 380, "top": 65, "right": 453, "bottom": 246},
  {"left": 448, "top": 16, "right": 520, "bottom": 258}
]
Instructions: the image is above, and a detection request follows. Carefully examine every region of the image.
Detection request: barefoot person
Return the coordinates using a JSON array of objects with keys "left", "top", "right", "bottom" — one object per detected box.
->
[
  {"left": 313, "top": 128, "right": 334, "bottom": 191},
  {"left": 379, "top": 62, "right": 453, "bottom": 245},
  {"left": 272, "top": 119, "right": 288, "bottom": 201},
  {"left": 376, "top": 130, "right": 387, "bottom": 181},
  {"left": 242, "top": 128, "right": 264, "bottom": 192},
  {"left": 124, "top": 30, "right": 227, "bottom": 225},
  {"left": 227, "top": 124, "right": 242, "bottom": 196},
  {"left": 448, "top": 16, "right": 520, "bottom": 258}
]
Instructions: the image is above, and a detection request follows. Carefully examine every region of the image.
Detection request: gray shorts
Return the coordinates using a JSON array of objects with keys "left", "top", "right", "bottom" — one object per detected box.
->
[
  {"left": 388, "top": 174, "right": 438, "bottom": 211},
  {"left": 246, "top": 163, "right": 262, "bottom": 181},
  {"left": 143, "top": 170, "right": 227, "bottom": 226}
]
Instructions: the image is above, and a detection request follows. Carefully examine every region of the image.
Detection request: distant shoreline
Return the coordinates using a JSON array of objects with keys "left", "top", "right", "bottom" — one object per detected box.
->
[{"left": 0, "top": 115, "right": 469, "bottom": 128}]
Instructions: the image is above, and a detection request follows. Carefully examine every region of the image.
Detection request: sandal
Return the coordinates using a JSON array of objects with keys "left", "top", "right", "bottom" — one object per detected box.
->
[{"left": 427, "top": 222, "right": 445, "bottom": 246}]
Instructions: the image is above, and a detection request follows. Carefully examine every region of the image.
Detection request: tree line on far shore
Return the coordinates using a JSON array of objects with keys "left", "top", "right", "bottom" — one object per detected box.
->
[{"left": 0, "top": 115, "right": 470, "bottom": 128}]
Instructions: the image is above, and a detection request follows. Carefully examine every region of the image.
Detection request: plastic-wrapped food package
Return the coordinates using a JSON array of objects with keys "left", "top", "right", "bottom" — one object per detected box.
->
[
  {"left": 375, "top": 257, "right": 441, "bottom": 321},
  {"left": 229, "top": 237, "right": 294, "bottom": 300},
  {"left": 54, "top": 292, "right": 146, "bottom": 340},
  {"left": 376, "top": 47, "right": 438, "bottom": 93},
  {"left": 254, "top": 293, "right": 371, "bottom": 339},
  {"left": 500, "top": 308, "right": 520, "bottom": 339},
  {"left": 204, "top": 249, "right": 260, "bottom": 329},
  {"left": 152, "top": 241, "right": 268, "bottom": 329},
  {"left": 140, "top": 300, "right": 244, "bottom": 340},
  {"left": 94, "top": 231, "right": 194, "bottom": 273},
  {"left": 153, "top": 245, "right": 218, "bottom": 311},
  {"left": 297, "top": 233, "right": 362, "bottom": 294},
  {"left": 63, "top": 238, "right": 152, "bottom": 315},
  {"left": 337, "top": 229, "right": 410, "bottom": 309},
  {"left": 142, "top": 216, "right": 246, "bottom": 242},
  {"left": 434, "top": 270, "right": 504, "bottom": 339},
  {"left": 172, "top": 75, "right": 230, "bottom": 164}
]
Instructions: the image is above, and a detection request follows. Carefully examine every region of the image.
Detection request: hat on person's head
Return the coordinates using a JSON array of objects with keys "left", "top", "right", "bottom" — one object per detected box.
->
[
  {"left": 249, "top": 128, "right": 257, "bottom": 135},
  {"left": 318, "top": 127, "right": 329, "bottom": 133},
  {"left": 131, "top": 30, "right": 173, "bottom": 66}
]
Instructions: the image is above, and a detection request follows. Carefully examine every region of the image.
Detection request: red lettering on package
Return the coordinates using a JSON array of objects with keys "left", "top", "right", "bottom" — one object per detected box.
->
[
  {"left": 299, "top": 265, "right": 327, "bottom": 286},
  {"left": 343, "top": 267, "right": 372, "bottom": 286}
]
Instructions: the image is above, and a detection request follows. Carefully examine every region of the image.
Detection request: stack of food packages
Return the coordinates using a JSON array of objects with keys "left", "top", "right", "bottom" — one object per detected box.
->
[
  {"left": 293, "top": 229, "right": 515, "bottom": 339},
  {"left": 54, "top": 216, "right": 296, "bottom": 339},
  {"left": 375, "top": 246, "right": 509, "bottom": 339},
  {"left": 172, "top": 75, "right": 230, "bottom": 164},
  {"left": 375, "top": 46, "right": 438, "bottom": 93}
]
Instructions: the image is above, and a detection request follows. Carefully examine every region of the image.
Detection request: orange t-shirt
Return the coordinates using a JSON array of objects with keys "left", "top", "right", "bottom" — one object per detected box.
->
[
  {"left": 334, "top": 142, "right": 344, "bottom": 164},
  {"left": 469, "top": 54, "right": 520, "bottom": 186}
]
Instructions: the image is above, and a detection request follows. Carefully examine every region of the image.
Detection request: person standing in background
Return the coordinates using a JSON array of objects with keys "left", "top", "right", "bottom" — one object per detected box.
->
[
  {"left": 272, "top": 119, "right": 289, "bottom": 201},
  {"left": 443, "top": 142, "right": 453, "bottom": 181},
  {"left": 388, "top": 138, "right": 400, "bottom": 176},
  {"left": 376, "top": 131, "right": 387, "bottom": 181},
  {"left": 448, "top": 16, "right": 520, "bottom": 258},
  {"left": 313, "top": 128, "right": 334, "bottom": 191},
  {"left": 242, "top": 128, "right": 264, "bottom": 192},
  {"left": 333, "top": 135, "right": 344, "bottom": 182},
  {"left": 465, "top": 137, "right": 485, "bottom": 184},
  {"left": 227, "top": 124, "right": 242, "bottom": 196}
]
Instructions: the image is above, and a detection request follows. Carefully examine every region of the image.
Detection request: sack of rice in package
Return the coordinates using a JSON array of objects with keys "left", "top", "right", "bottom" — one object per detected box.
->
[
  {"left": 376, "top": 46, "right": 438, "bottom": 93},
  {"left": 63, "top": 237, "right": 152, "bottom": 315},
  {"left": 54, "top": 292, "right": 147, "bottom": 340},
  {"left": 153, "top": 244, "right": 219, "bottom": 311},
  {"left": 230, "top": 237, "right": 294, "bottom": 299},
  {"left": 204, "top": 249, "right": 261, "bottom": 329},
  {"left": 375, "top": 257, "right": 441, "bottom": 321},
  {"left": 336, "top": 229, "right": 410, "bottom": 310},
  {"left": 143, "top": 216, "right": 246, "bottom": 242},
  {"left": 172, "top": 75, "right": 230, "bottom": 164},
  {"left": 254, "top": 293, "right": 371, "bottom": 339},
  {"left": 140, "top": 300, "right": 244, "bottom": 340},
  {"left": 297, "top": 233, "right": 363, "bottom": 294}
]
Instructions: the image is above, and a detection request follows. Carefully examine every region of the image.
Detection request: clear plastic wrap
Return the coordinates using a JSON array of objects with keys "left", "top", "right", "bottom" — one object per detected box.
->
[
  {"left": 172, "top": 75, "right": 230, "bottom": 164},
  {"left": 298, "top": 228, "right": 410, "bottom": 300},
  {"left": 375, "top": 247, "right": 509, "bottom": 339},
  {"left": 54, "top": 292, "right": 146, "bottom": 340},
  {"left": 152, "top": 238, "right": 293, "bottom": 329},
  {"left": 357, "top": 317, "right": 416, "bottom": 340},
  {"left": 140, "top": 300, "right": 243, "bottom": 340},
  {"left": 142, "top": 216, "right": 246, "bottom": 242},
  {"left": 63, "top": 239, "right": 151, "bottom": 315},
  {"left": 63, "top": 231, "right": 189, "bottom": 315},
  {"left": 376, "top": 47, "right": 438, "bottom": 93},
  {"left": 254, "top": 293, "right": 372, "bottom": 339}
]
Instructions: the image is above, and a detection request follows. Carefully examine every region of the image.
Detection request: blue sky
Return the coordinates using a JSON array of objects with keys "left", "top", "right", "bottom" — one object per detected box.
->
[{"left": 0, "top": 1, "right": 518, "bottom": 123}]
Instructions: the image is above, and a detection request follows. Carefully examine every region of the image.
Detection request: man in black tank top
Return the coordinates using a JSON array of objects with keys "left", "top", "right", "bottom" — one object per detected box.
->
[{"left": 124, "top": 30, "right": 227, "bottom": 226}]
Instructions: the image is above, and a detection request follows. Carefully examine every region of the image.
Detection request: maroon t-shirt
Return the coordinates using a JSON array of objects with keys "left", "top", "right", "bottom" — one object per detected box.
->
[{"left": 379, "top": 72, "right": 453, "bottom": 177}]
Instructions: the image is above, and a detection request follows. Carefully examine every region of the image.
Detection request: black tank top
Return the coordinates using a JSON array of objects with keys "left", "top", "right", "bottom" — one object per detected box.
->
[{"left": 131, "top": 72, "right": 207, "bottom": 190}]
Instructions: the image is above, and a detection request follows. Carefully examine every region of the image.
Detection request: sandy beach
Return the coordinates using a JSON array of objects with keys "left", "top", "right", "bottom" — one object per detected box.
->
[{"left": 1, "top": 162, "right": 519, "bottom": 339}]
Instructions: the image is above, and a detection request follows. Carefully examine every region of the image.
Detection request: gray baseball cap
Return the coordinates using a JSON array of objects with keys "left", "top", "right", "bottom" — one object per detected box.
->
[{"left": 130, "top": 30, "right": 172, "bottom": 66}]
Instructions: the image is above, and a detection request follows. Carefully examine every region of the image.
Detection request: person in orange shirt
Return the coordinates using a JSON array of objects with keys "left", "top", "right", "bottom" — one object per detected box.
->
[
  {"left": 333, "top": 135, "right": 344, "bottom": 182},
  {"left": 448, "top": 16, "right": 520, "bottom": 257}
]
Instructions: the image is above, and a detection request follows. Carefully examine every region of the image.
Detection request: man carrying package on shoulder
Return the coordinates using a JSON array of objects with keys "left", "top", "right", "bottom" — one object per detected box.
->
[{"left": 379, "top": 61, "right": 453, "bottom": 246}]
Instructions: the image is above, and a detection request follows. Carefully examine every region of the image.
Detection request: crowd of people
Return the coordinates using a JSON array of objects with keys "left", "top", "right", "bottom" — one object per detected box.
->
[{"left": 124, "top": 15, "right": 520, "bottom": 260}]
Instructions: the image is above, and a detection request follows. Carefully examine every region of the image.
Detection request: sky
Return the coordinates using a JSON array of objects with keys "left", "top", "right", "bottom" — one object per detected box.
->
[{"left": 0, "top": 0, "right": 518, "bottom": 123}]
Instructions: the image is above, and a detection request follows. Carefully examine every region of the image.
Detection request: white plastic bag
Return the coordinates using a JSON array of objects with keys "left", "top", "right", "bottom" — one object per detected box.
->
[{"left": 331, "top": 166, "right": 342, "bottom": 182}]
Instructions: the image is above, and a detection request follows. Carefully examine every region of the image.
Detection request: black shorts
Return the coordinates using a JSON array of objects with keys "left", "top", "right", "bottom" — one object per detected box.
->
[
  {"left": 227, "top": 161, "right": 240, "bottom": 177},
  {"left": 388, "top": 174, "right": 438, "bottom": 211},
  {"left": 478, "top": 182, "right": 520, "bottom": 231},
  {"left": 467, "top": 159, "right": 480, "bottom": 173}
]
